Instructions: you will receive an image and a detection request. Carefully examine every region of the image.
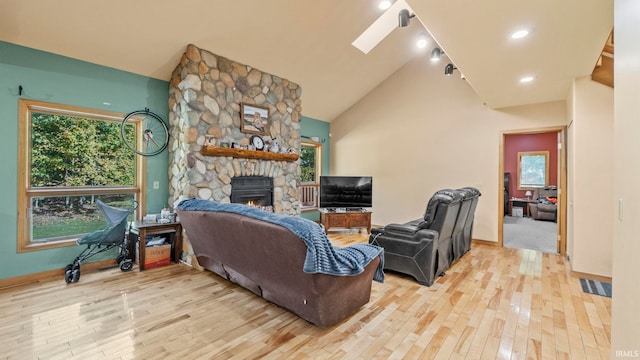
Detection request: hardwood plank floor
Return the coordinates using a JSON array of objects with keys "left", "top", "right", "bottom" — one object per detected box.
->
[{"left": 0, "top": 232, "right": 611, "bottom": 359}]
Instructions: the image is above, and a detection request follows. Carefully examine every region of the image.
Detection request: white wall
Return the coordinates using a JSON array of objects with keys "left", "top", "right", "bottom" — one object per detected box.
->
[
  {"left": 612, "top": 0, "right": 640, "bottom": 353},
  {"left": 569, "top": 76, "right": 614, "bottom": 277},
  {"left": 330, "top": 57, "right": 566, "bottom": 242}
]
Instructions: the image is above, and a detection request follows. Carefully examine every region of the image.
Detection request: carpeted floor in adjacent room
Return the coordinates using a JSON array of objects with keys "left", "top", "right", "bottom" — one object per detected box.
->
[{"left": 503, "top": 215, "right": 557, "bottom": 253}]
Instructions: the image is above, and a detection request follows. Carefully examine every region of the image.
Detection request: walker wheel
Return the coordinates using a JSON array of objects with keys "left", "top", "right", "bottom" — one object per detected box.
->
[
  {"left": 119, "top": 259, "right": 133, "bottom": 272},
  {"left": 64, "top": 265, "right": 73, "bottom": 284},
  {"left": 71, "top": 268, "right": 80, "bottom": 283}
]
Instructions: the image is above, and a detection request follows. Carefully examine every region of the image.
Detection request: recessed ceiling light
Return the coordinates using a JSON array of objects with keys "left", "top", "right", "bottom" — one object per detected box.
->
[
  {"left": 520, "top": 76, "right": 535, "bottom": 83},
  {"left": 379, "top": 0, "right": 392, "bottom": 10},
  {"left": 511, "top": 29, "right": 529, "bottom": 39}
]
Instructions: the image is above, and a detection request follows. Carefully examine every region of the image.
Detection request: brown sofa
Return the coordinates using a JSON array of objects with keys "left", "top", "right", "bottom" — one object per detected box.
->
[
  {"left": 176, "top": 199, "right": 383, "bottom": 327},
  {"left": 529, "top": 187, "right": 558, "bottom": 221}
]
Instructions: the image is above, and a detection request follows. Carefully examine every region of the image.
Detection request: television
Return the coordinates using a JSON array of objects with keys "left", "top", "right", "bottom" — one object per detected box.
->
[{"left": 319, "top": 176, "right": 373, "bottom": 209}]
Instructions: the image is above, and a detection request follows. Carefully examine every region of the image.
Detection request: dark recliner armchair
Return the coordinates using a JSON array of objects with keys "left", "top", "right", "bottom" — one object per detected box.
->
[
  {"left": 453, "top": 187, "right": 481, "bottom": 259},
  {"left": 369, "top": 190, "right": 463, "bottom": 286}
]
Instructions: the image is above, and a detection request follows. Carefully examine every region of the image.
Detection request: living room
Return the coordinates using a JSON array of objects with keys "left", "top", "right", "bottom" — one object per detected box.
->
[{"left": 1, "top": 0, "right": 638, "bottom": 357}]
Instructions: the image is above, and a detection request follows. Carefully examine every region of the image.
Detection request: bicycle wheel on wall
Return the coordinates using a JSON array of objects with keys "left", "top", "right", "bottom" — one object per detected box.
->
[{"left": 121, "top": 109, "right": 168, "bottom": 156}]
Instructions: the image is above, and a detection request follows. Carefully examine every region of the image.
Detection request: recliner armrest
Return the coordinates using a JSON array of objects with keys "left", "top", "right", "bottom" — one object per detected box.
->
[
  {"left": 384, "top": 223, "right": 420, "bottom": 235},
  {"left": 414, "top": 229, "right": 439, "bottom": 240},
  {"left": 378, "top": 224, "right": 439, "bottom": 243}
]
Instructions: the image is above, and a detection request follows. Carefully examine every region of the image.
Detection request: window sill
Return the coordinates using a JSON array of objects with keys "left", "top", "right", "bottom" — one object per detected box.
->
[{"left": 18, "top": 238, "right": 76, "bottom": 253}]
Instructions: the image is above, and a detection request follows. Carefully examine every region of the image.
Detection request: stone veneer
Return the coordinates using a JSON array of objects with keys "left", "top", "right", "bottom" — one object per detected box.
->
[
  {"left": 169, "top": 45, "right": 302, "bottom": 263},
  {"left": 167, "top": 44, "right": 303, "bottom": 262}
]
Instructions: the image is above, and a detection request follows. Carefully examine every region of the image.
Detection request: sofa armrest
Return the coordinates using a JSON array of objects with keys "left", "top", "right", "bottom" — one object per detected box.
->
[{"left": 529, "top": 203, "right": 539, "bottom": 218}]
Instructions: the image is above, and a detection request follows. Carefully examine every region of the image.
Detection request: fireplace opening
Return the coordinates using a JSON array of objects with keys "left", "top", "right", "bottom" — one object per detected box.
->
[{"left": 230, "top": 176, "right": 273, "bottom": 210}]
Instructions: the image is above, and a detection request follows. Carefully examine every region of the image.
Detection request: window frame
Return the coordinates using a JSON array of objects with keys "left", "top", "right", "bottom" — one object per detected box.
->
[
  {"left": 517, "top": 150, "right": 550, "bottom": 190},
  {"left": 17, "top": 99, "right": 145, "bottom": 252},
  {"left": 299, "top": 140, "right": 322, "bottom": 209}
]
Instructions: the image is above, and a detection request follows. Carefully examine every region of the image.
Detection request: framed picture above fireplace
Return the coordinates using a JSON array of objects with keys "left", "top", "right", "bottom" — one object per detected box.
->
[{"left": 241, "top": 103, "right": 269, "bottom": 135}]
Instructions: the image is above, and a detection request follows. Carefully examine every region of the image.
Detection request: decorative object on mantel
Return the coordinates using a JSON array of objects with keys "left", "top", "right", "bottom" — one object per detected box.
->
[
  {"left": 240, "top": 103, "right": 269, "bottom": 135},
  {"left": 250, "top": 135, "right": 265, "bottom": 151},
  {"left": 270, "top": 138, "right": 280, "bottom": 153},
  {"left": 202, "top": 146, "right": 299, "bottom": 162}
]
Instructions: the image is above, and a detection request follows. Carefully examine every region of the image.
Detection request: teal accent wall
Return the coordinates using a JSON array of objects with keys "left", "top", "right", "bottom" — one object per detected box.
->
[
  {"left": 300, "top": 116, "right": 330, "bottom": 222},
  {"left": 0, "top": 41, "right": 169, "bottom": 280}
]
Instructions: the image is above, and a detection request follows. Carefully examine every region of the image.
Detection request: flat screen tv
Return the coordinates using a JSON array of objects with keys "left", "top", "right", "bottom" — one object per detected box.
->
[{"left": 319, "top": 176, "right": 372, "bottom": 209}]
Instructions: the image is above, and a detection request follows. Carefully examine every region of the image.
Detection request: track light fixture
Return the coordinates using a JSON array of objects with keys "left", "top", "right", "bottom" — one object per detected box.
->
[
  {"left": 398, "top": 9, "right": 415, "bottom": 27},
  {"left": 444, "top": 63, "right": 457, "bottom": 76},
  {"left": 378, "top": 0, "right": 393, "bottom": 10},
  {"left": 430, "top": 47, "right": 442, "bottom": 62},
  {"left": 416, "top": 34, "right": 428, "bottom": 48}
]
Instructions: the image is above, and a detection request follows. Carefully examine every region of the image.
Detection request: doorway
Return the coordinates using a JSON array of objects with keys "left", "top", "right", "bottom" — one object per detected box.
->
[{"left": 498, "top": 127, "right": 567, "bottom": 255}]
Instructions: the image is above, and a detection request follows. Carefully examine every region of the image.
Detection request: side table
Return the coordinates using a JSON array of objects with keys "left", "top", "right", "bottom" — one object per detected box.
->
[
  {"left": 128, "top": 220, "right": 183, "bottom": 271},
  {"left": 508, "top": 198, "right": 538, "bottom": 217}
]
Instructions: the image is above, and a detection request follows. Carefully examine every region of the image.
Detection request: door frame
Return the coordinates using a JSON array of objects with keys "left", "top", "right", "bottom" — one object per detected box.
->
[{"left": 498, "top": 126, "right": 567, "bottom": 255}]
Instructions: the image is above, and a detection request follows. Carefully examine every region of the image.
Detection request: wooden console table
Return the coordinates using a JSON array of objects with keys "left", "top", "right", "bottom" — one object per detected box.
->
[
  {"left": 320, "top": 209, "right": 372, "bottom": 234},
  {"left": 128, "top": 220, "right": 183, "bottom": 271}
]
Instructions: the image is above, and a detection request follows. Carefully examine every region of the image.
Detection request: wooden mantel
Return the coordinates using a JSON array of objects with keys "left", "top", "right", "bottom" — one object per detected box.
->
[{"left": 201, "top": 146, "right": 299, "bottom": 162}]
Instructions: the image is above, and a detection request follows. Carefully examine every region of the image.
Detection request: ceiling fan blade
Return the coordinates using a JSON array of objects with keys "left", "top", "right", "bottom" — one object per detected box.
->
[{"left": 352, "top": 0, "right": 412, "bottom": 54}]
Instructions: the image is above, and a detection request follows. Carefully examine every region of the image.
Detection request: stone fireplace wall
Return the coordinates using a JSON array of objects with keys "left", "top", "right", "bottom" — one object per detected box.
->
[{"left": 167, "top": 44, "right": 303, "bottom": 261}]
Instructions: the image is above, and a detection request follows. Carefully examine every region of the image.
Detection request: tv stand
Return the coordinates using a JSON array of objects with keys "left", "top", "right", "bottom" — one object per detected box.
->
[{"left": 320, "top": 208, "right": 372, "bottom": 234}]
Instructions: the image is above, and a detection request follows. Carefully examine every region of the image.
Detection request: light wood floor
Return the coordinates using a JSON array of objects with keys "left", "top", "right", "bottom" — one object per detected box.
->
[{"left": 0, "top": 233, "right": 611, "bottom": 359}]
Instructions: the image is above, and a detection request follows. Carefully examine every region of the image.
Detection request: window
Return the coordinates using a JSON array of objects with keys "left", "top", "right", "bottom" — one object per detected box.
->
[
  {"left": 300, "top": 140, "right": 322, "bottom": 209},
  {"left": 18, "top": 99, "right": 144, "bottom": 252},
  {"left": 517, "top": 151, "right": 549, "bottom": 189}
]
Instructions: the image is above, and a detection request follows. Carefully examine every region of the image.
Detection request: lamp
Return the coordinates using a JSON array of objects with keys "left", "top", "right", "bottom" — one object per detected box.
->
[
  {"left": 525, "top": 190, "right": 532, "bottom": 200},
  {"left": 444, "top": 63, "right": 457, "bottom": 75},
  {"left": 430, "top": 47, "right": 442, "bottom": 62},
  {"left": 398, "top": 9, "right": 415, "bottom": 27}
]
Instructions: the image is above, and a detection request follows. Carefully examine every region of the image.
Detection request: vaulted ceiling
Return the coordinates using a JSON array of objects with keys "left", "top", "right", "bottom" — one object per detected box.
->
[{"left": 0, "top": 0, "right": 613, "bottom": 121}]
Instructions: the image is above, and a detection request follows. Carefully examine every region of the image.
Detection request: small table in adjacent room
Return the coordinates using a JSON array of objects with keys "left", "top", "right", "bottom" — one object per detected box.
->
[
  {"left": 128, "top": 220, "right": 183, "bottom": 271},
  {"left": 508, "top": 198, "right": 538, "bottom": 217}
]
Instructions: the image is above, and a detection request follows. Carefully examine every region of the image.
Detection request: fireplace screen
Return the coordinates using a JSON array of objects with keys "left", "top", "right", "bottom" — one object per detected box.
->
[{"left": 230, "top": 176, "right": 273, "bottom": 209}]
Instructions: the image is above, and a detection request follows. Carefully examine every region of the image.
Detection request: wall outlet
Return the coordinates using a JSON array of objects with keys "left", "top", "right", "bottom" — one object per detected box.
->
[{"left": 153, "top": 181, "right": 160, "bottom": 190}]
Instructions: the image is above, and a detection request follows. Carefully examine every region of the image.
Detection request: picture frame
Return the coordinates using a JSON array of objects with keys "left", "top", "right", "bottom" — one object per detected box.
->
[{"left": 240, "top": 103, "right": 269, "bottom": 135}]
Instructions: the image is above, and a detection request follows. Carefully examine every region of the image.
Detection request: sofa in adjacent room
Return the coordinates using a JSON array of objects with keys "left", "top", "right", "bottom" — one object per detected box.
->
[
  {"left": 176, "top": 199, "right": 384, "bottom": 327},
  {"left": 529, "top": 187, "right": 558, "bottom": 221}
]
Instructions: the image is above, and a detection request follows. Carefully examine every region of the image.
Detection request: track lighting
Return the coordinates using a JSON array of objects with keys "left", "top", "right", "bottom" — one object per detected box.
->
[
  {"left": 430, "top": 47, "right": 442, "bottom": 62},
  {"left": 398, "top": 9, "right": 415, "bottom": 27},
  {"left": 416, "top": 34, "right": 428, "bottom": 48},
  {"left": 378, "top": 0, "right": 393, "bottom": 10},
  {"left": 444, "top": 63, "right": 457, "bottom": 76}
]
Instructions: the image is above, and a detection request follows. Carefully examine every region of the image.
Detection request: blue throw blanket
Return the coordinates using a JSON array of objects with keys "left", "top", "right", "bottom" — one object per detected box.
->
[{"left": 178, "top": 199, "right": 384, "bottom": 282}]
